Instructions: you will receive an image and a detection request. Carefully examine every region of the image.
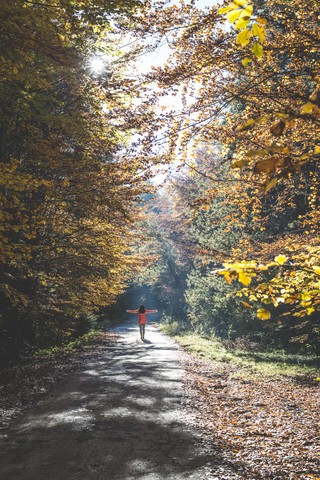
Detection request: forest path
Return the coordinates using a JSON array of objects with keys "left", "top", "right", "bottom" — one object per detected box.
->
[{"left": 0, "top": 321, "right": 216, "bottom": 480}]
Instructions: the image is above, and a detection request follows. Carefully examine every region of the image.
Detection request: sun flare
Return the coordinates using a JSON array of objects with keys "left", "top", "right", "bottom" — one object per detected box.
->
[{"left": 89, "top": 56, "right": 105, "bottom": 75}]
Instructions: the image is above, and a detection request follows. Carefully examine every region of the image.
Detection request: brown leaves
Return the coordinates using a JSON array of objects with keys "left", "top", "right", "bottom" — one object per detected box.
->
[
  {"left": 253, "top": 157, "right": 278, "bottom": 174},
  {"left": 309, "top": 88, "right": 320, "bottom": 107},
  {"left": 270, "top": 119, "right": 286, "bottom": 137},
  {"left": 182, "top": 353, "right": 320, "bottom": 480},
  {"left": 253, "top": 155, "right": 291, "bottom": 174},
  {"left": 0, "top": 332, "right": 119, "bottom": 428}
]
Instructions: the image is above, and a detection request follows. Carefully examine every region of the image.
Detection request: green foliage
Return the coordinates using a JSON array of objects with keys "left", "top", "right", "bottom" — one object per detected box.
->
[
  {"left": 34, "top": 330, "right": 103, "bottom": 356},
  {"left": 132, "top": 199, "right": 191, "bottom": 320},
  {"left": 159, "top": 315, "right": 185, "bottom": 336},
  {"left": 133, "top": 0, "right": 320, "bottom": 351},
  {"left": 185, "top": 268, "right": 258, "bottom": 339}
]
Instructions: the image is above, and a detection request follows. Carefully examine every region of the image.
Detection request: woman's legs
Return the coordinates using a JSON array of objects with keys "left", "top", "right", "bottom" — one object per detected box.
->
[{"left": 139, "top": 324, "right": 145, "bottom": 339}]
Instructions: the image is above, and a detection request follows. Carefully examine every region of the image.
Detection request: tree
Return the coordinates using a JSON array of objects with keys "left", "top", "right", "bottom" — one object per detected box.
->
[
  {"left": 128, "top": 0, "right": 320, "bottom": 350},
  {"left": 133, "top": 194, "right": 191, "bottom": 320},
  {"left": 0, "top": 0, "right": 154, "bottom": 361}
]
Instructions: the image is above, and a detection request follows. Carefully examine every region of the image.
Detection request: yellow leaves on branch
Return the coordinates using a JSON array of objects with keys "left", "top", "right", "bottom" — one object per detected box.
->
[
  {"left": 242, "top": 57, "right": 252, "bottom": 67},
  {"left": 238, "top": 270, "right": 252, "bottom": 286},
  {"left": 236, "top": 29, "right": 251, "bottom": 46},
  {"left": 219, "top": 249, "right": 320, "bottom": 319},
  {"left": 218, "top": 1, "right": 266, "bottom": 60},
  {"left": 219, "top": 261, "right": 257, "bottom": 286},
  {"left": 312, "top": 265, "right": 320, "bottom": 275},
  {"left": 251, "top": 22, "right": 265, "bottom": 43},
  {"left": 232, "top": 86, "right": 320, "bottom": 188},
  {"left": 252, "top": 42, "right": 263, "bottom": 58}
]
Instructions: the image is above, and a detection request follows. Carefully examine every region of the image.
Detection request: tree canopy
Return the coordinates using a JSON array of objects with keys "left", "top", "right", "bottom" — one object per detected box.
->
[
  {"left": 0, "top": 0, "right": 155, "bottom": 361},
  {"left": 123, "top": 0, "right": 320, "bottom": 351},
  {"left": 2, "top": 0, "right": 320, "bottom": 360}
]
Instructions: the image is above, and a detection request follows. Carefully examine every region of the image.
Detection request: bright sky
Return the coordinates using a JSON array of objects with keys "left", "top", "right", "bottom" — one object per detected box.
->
[
  {"left": 133, "top": 0, "right": 221, "bottom": 185},
  {"left": 134, "top": 0, "right": 219, "bottom": 73}
]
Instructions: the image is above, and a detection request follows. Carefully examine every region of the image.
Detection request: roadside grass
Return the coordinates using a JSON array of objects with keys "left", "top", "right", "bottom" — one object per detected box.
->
[
  {"left": 34, "top": 330, "right": 103, "bottom": 357},
  {"left": 161, "top": 327, "right": 320, "bottom": 379}
]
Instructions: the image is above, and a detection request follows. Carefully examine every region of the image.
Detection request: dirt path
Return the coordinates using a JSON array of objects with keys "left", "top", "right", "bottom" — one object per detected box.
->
[{"left": 0, "top": 321, "right": 216, "bottom": 480}]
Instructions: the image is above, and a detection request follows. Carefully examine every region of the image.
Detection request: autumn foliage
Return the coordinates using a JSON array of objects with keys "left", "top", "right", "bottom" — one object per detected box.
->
[
  {"left": 0, "top": 0, "right": 152, "bottom": 362},
  {"left": 2, "top": 0, "right": 320, "bottom": 360},
  {"left": 124, "top": 0, "right": 320, "bottom": 350}
]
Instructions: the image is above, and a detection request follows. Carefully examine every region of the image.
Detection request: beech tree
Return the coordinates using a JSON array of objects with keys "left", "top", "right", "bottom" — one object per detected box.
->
[
  {"left": 130, "top": 0, "right": 320, "bottom": 348},
  {"left": 0, "top": 0, "right": 153, "bottom": 360}
]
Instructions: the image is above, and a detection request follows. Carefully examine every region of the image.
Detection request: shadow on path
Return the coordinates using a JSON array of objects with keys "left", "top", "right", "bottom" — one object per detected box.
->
[{"left": 0, "top": 321, "right": 237, "bottom": 480}]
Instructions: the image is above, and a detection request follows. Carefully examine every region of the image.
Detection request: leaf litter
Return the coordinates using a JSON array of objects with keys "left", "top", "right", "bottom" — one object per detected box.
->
[
  {"left": 1, "top": 331, "right": 319, "bottom": 479},
  {"left": 0, "top": 332, "right": 119, "bottom": 428},
  {"left": 180, "top": 352, "right": 320, "bottom": 480}
]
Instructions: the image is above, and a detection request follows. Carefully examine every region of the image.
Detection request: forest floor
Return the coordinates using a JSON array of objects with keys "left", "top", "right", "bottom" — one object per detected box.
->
[
  {"left": 177, "top": 335, "right": 320, "bottom": 480},
  {"left": 0, "top": 331, "right": 120, "bottom": 429},
  {"left": 0, "top": 321, "right": 226, "bottom": 480},
  {"left": 0, "top": 323, "right": 319, "bottom": 479}
]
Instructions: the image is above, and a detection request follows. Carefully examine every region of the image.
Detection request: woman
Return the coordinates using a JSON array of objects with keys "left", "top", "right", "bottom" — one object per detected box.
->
[{"left": 126, "top": 304, "right": 158, "bottom": 340}]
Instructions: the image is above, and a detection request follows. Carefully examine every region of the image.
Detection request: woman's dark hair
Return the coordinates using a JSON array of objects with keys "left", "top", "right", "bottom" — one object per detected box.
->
[{"left": 139, "top": 305, "right": 146, "bottom": 313}]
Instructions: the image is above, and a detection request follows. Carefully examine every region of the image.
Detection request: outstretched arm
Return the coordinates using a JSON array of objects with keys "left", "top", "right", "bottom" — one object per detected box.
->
[
  {"left": 145, "top": 310, "right": 158, "bottom": 313},
  {"left": 126, "top": 309, "right": 139, "bottom": 313}
]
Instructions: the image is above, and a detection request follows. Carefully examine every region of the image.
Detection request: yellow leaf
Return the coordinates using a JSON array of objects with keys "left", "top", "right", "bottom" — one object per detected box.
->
[
  {"left": 224, "top": 271, "right": 232, "bottom": 284},
  {"left": 257, "top": 308, "right": 271, "bottom": 320},
  {"left": 242, "top": 3, "right": 253, "bottom": 16},
  {"left": 233, "top": 0, "right": 248, "bottom": 6},
  {"left": 238, "top": 271, "right": 252, "bottom": 286},
  {"left": 13, "top": 66, "right": 18, "bottom": 74},
  {"left": 231, "top": 159, "right": 250, "bottom": 169},
  {"left": 256, "top": 16, "right": 267, "bottom": 25},
  {"left": 252, "top": 42, "right": 263, "bottom": 58},
  {"left": 274, "top": 255, "right": 287, "bottom": 265},
  {"left": 242, "top": 57, "right": 252, "bottom": 67},
  {"left": 219, "top": 0, "right": 247, "bottom": 12},
  {"left": 218, "top": 6, "right": 234, "bottom": 14},
  {"left": 237, "top": 118, "right": 256, "bottom": 131},
  {"left": 251, "top": 23, "right": 265, "bottom": 43},
  {"left": 264, "top": 178, "right": 277, "bottom": 191},
  {"left": 314, "top": 146, "right": 320, "bottom": 154},
  {"left": 307, "top": 307, "right": 315, "bottom": 315},
  {"left": 268, "top": 146, "right": 291, "bottom": 153},
  {"left": 236, "top": 28, "right": 251, "bottom": 46},
  {"left": 312, "top": 266, "right": 320, "bottom": 275},
  {"left": 245, "top": 149, "right": 268, "bottom": 158},
  {"left": 226, "top": 9, "right": 242, "bottom": 23},
  {"left": 242, "top": 301, "right": 253, "bottom": 308},
  {"left": 234, "top": 16, "right": 251, "bottom": 30},
  {"left": 300, "top": 102, "right": 316, "bottom": 113},
  {"left": 301, "top": 301, "right": 312, "bottom": 307}
]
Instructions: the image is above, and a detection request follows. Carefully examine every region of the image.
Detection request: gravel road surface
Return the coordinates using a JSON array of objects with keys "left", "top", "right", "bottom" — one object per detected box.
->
[{"left": 0, "top": 321, "right": 215, "bottom": 480}]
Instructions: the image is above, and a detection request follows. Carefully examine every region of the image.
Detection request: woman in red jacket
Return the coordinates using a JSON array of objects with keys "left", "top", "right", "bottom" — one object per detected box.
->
[{"left": 126, "top": 304, "right": 158, "bottom": 340}]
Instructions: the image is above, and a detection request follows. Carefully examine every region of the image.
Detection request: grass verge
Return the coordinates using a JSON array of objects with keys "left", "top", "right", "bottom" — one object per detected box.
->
[{"left": 162, "top": 328, "right": 320, "bottom": 379}]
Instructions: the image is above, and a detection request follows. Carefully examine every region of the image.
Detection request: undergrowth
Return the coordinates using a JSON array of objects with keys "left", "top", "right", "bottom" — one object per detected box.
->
[{"left": 34, "top": 330, "right": 103, "bottom": 356}]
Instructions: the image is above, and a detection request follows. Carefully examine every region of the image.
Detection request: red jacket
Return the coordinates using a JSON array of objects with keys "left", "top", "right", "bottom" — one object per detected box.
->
[{"left": 127, "top": 309, "right": 158, "bottom": 324}]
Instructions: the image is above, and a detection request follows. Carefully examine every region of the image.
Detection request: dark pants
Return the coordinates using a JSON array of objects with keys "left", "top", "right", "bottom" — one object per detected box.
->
[{"left": 139, "top": 324, "right": 145, "bottom": 338}]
